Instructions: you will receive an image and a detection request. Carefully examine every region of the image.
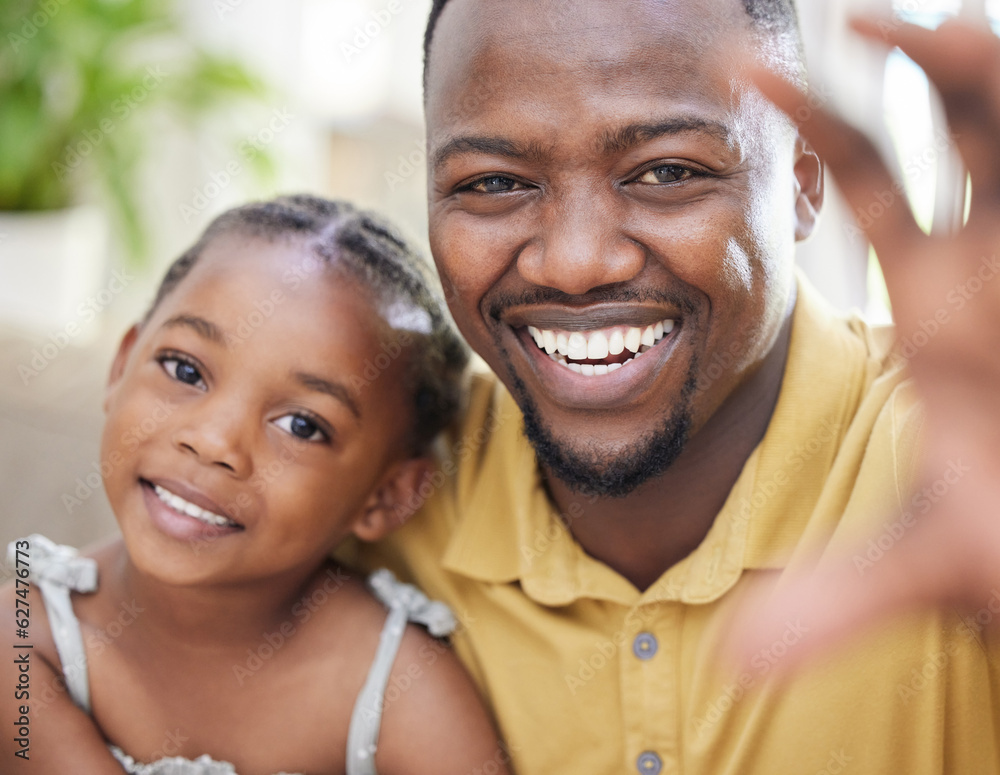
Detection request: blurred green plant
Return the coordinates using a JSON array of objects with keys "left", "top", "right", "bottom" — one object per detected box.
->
[{"left": 0, "top": 0, "right": 271, "bottom": 262}]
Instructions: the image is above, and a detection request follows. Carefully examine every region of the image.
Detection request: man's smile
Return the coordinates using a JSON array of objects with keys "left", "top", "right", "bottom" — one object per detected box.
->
[
  {"left": 525, "top": 318, "right": 676, "bottom": 376},
  {"left": 496, "top": 303, "right": 689, "bottom": 410}
]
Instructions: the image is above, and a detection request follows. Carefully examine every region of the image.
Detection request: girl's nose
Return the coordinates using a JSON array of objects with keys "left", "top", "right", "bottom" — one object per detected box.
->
[{"left": 172, "top": 405, "right": 253, "bottom": 478}]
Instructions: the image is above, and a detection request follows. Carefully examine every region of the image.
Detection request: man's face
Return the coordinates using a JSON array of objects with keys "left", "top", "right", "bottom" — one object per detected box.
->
[{"left": 426, "top": 0, "right": 810, "bottom": 496}]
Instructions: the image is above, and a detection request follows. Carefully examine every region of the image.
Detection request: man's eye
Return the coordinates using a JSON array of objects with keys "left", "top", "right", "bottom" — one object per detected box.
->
[
  {"left": 636, "top": 165, "right": 693, "bottom": 185},
  {"left": 273, "top": 414, "right": 328, "bottom": 443},
  {"left": 469, "top": 176, "right": 523, "bottom": 193},
  {"left": 160, "top": 357, "right": 205, "bottom": 389}
]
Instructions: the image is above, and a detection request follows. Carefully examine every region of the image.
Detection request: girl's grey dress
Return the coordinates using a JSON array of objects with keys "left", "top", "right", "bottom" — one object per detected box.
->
[{"left": 9, "top": 535, "right": 456, "bottom": 775}]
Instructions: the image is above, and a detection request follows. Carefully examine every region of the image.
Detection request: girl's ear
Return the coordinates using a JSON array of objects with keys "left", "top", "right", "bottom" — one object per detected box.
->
[
  {"left": 351, "top": 457, "right": 435, "bottom": 542},
  {"left": 104, "top": 325, "right": 140, "bottom": 413}
]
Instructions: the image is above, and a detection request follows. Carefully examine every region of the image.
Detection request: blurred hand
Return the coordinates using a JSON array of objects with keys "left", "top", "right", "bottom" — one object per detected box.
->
[{"left": 734, "top": 16, "right": 1000, "bottom": 671}]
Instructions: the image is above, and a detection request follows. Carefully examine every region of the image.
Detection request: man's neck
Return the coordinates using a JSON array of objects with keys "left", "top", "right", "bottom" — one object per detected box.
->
[{"left": 544, "top": 304, "right": 795, "bottom": 592}]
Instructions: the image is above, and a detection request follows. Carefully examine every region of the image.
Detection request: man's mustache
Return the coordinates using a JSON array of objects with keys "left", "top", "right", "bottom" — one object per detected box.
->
[{"left": 486, "top": 285, "right": 697, "bottom": 321}]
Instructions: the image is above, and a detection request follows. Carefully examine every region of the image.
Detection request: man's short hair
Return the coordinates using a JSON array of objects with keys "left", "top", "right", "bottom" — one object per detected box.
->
[{"left": 423, "top": 0, "right": 804, "bottom": 88}]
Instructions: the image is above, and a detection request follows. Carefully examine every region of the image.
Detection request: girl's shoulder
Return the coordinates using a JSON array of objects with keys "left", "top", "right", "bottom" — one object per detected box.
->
[
  {"left": 287, "top": 563, "right": 456, "bottom": 665},
  {"left": 1, "top": 535, "right": 123, "bottom": 678}
]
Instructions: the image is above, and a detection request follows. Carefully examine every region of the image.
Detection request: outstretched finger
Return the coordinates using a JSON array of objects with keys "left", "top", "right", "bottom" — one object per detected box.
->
[
  {"left": 851, "top": 17, "right": 1000, "bottom": 212},
  {"left": 749, "top": 67, "right": 922, "bottom": 287}
]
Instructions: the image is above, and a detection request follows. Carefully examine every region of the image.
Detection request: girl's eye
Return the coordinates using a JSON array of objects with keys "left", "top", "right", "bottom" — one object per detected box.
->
[
  {"left": 468, "top": 176, "right": 524, "bottom": 194},
  {"left": 160, "top": 356, "right": 206, "bottom": 389},
  {"left": 635, "top": 165, "right": 694, "bottom": 185},
  {"left": 273, "top": 414, "right": 329, "bottom": 443}
]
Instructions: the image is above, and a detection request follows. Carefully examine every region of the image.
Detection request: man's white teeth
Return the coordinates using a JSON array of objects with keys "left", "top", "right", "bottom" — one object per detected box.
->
[
  {"left": 608, "top": 330, "right": 625, "bottom": 356},
  {"left": 527, "top": 318, "right": 676, "bottom": 376},
  {"left": 587, "top": 331, "right": 609, "bottom": 360},
  {"left": 153, "top": 484, "right": 236, "bottom": 528},
  {"left": 542, "top": 330, "right": 557, "bottom": 354},
  {"left": 624, "top": 327, "right": 642, "bottom": 354}
]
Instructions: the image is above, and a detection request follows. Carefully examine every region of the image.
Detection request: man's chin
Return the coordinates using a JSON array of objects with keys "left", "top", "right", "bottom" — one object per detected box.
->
[{"left": 511, "top": 372, "right": 696, "bottom": 499}]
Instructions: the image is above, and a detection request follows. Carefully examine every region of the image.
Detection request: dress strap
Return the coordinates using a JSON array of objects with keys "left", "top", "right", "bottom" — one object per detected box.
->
[
  {"left": 7, "top": 535, "right": 97, "bottom": 713},
  {"left": 346, "top": 570, "right": 456, "bottom": 775}
]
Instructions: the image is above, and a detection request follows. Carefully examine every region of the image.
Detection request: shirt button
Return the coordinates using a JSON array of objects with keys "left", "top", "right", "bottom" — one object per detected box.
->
[
  {"left": 633, "top": 632, "right": 658, "bottom": 660},
  {"left": 637, "top": 751, "right": 662, "bottom": 775}
]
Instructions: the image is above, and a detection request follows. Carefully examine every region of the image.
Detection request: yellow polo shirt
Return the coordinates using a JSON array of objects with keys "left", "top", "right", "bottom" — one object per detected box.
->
[{"left": 347, "top": 277, "right": 1000, "bottom": 774}]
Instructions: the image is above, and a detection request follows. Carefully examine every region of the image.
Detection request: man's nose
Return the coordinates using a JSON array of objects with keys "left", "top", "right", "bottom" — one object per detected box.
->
[
  {"left": 172, "top": 399, "right": 253, "bottom": 478},
  {"left": 517, "top": 188, "right": 645, "bottom": 295}
]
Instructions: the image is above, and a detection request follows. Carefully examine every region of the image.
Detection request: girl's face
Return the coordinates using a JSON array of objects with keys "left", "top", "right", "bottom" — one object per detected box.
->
[{"left": 101, "top": 234, "right": 419, "bottom": 587}]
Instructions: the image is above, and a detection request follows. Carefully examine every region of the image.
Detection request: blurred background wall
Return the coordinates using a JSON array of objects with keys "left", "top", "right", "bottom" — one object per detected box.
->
[{"left": 1, "top": 0, "right": 996, "bottom": 554}]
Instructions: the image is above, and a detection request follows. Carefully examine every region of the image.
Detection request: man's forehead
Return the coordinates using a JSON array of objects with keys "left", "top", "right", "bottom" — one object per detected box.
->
[
  {"left": 425, "top": 0, "right": 767, "bottom": 159},
  {"left": 426, "top": 0, "right": 757, "bottom": 125},
  {"left": 426, "top": 0, "right": 753, "bottom": 87}
]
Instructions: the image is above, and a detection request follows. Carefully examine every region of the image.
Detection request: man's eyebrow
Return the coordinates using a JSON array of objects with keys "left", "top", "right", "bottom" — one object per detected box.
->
[
  {"left": 162, "top": 315, "right": 226, "bottom": 346},
  {"left": 432, "top": 136, "right": 550, "bottom": 170},
  {"left": 600, "top": 118, "right": 732, "bottom": 155},
  {"left": 295, "top": 372, "right": 361, "bottom": 420}
]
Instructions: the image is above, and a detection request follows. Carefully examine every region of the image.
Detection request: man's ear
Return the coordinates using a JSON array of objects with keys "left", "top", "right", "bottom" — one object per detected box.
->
[
  {"left": 351, "top": 457, "right": 435, "bottom": 542},
  {"left": 793, "top": 134, "right": 824, "bottom": 242},
  {"left": 104, "top": 325, "right": 140, "bottom": 413}
]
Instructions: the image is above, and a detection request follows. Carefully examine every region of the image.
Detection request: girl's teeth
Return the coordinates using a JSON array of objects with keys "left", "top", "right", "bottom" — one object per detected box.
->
[
  {"left": 640, "top": 325, "right": 656, "bottom": 347},
  {"left": 556, "top": 333, "right": 569, "bottom": 356},
  {"left": 153, "top": 484, "right": 234, "bottom": 528},
  {"left": 654, "top": 321, "right": 665, "bottom": 340}
]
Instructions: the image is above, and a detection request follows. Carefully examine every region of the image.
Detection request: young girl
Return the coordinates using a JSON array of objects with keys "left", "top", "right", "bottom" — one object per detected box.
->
[{"left": 2, "top": 196, "right": 511, "bottom": 775}]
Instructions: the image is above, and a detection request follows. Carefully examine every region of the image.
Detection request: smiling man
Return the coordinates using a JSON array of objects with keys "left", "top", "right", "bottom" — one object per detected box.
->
[{"left": 351, "top": 0, "right": 1000, "bottom": 772}]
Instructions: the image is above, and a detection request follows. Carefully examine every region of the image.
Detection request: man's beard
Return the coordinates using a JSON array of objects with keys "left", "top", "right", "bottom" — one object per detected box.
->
[{"left": 508, "top": 360, "right": 698, "bottom": 499}]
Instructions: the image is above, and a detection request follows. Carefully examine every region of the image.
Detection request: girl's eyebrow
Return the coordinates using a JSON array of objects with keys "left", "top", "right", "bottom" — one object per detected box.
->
[
  {"left": 162, "top": 314, "right": 225, "bottom": 346},
  {"left": 294, "top": 372, "right": 362, "bottom": 421}
]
